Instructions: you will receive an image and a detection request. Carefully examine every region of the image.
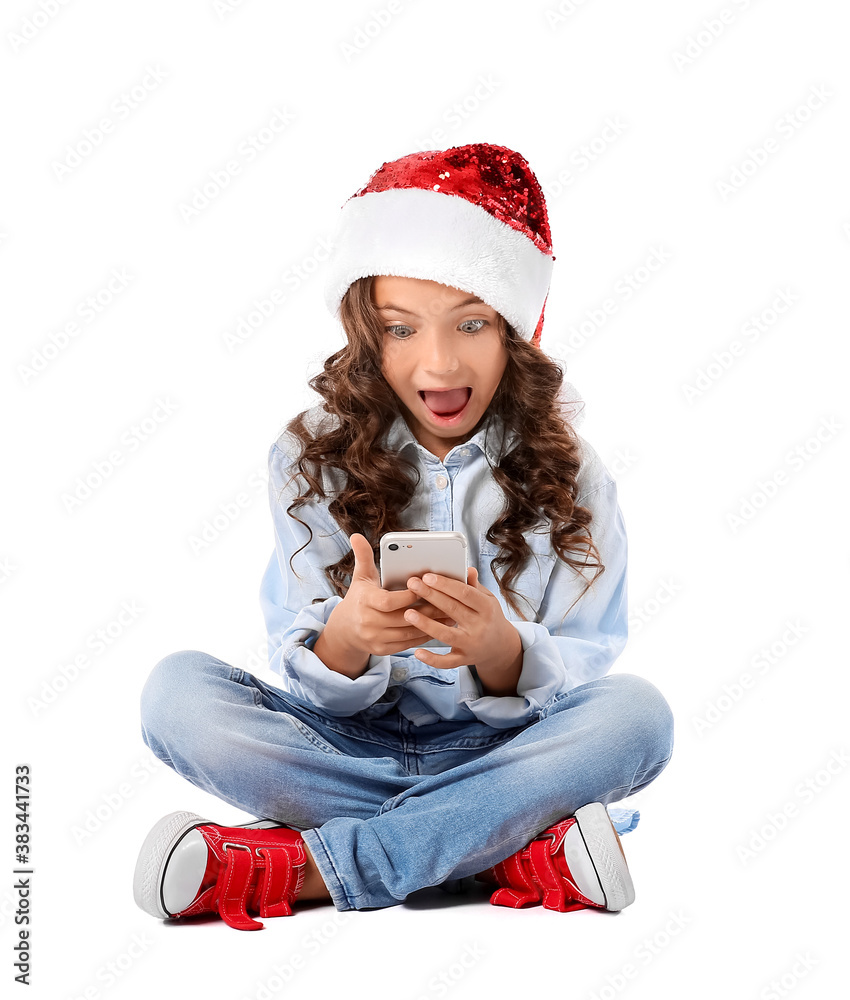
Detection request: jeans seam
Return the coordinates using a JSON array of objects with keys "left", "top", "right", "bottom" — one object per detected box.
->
[
  {"left": 311, "top": 724, "right": 404, "bottom": 753},
  {"left": 289, "top": 717, "right": 344, "bottom": 755}
]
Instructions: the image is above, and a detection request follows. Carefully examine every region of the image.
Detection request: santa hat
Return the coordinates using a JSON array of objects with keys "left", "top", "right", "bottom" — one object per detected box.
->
[{"left": 323, "top": 143, "right": 555, "bottom": 348}]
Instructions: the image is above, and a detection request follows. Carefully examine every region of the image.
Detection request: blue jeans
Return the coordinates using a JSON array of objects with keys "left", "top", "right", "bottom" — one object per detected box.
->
[{"left": 140, "top": 651, "right": 674, "bottom": 911}]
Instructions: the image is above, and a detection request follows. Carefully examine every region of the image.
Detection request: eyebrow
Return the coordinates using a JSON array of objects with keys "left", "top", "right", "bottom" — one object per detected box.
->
[{"left": 376, "top": 295, "right": 485, "bottom": 316}]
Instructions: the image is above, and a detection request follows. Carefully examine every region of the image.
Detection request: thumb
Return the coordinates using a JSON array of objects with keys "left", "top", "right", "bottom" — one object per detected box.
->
[{"left": 350, "top": 533, "right": 380, "bottom": 585}]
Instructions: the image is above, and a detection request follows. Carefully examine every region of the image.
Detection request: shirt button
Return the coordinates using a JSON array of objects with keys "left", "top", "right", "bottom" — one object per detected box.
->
[
  {"left": 391, "top": 666, "right": 408, "bottom": 682},
  {"left": 460, "top": 449, "right": 470, "bottom": 457},
  {"left": 435, "top": 474, "right": 448, "bottom": 489}
]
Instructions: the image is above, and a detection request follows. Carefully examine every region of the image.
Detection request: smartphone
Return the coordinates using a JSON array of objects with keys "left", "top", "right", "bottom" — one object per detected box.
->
[{"left": 379, "top": 531, "right": 468, "bottom": 649}]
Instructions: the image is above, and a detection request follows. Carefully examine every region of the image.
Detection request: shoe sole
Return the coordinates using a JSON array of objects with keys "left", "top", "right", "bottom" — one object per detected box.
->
[{"left": 574, "top": 802, "right": 636, "bottom": 911}]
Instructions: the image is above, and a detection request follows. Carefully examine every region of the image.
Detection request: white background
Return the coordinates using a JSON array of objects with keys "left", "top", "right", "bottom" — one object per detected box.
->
[{"left": 3, "top": 1, "right": 848, "bottom": 998}]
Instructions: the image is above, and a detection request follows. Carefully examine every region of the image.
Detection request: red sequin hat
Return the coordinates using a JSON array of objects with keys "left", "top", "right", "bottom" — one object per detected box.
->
[{"left": 323, "top": 143, "right": 555, "bottom": 348}]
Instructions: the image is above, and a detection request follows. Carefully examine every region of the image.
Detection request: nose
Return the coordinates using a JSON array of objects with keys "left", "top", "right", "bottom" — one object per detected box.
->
[{"left": 420, "top": 330, "right": 460, "bottom": 375}]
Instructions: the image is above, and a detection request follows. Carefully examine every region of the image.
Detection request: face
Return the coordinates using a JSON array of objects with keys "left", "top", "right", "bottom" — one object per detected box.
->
[{"left": 375, "top": 275, "right": 509, "bottom": 461}]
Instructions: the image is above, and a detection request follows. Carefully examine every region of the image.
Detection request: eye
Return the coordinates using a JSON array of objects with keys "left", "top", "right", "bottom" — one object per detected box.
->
[{"left": 384, "top": 319, "right": 489, "bottom": 339}]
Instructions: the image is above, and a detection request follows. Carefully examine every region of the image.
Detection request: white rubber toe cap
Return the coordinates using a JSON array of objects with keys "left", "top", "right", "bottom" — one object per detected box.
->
[{"left": 161, "top": 828, "right": 210, "bottom": 914}]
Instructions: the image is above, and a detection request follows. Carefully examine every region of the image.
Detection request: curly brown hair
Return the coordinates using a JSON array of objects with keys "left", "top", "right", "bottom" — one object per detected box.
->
[{"left": 278, "top": 275, "right": 605, "bottom": 628}]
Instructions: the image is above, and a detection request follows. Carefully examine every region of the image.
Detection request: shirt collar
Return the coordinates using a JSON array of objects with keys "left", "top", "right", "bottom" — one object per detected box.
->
[{"left": 383, "top": 410, "right": 518, "bottom": 465}]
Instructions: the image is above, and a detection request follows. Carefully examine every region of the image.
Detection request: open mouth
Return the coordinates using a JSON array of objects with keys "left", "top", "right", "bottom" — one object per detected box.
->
[{"left": 418, "top": 387, "right": 473, "bottom": 420}]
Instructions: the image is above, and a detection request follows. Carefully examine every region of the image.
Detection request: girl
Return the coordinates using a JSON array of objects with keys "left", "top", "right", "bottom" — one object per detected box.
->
[{"left": 133, "top": 143, "right": 674, "bottom": 930}]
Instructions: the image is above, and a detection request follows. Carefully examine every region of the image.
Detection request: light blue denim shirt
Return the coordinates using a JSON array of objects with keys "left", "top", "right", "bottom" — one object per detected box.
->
[{"left": 259, "top": 403, "right": 628, "bottom": 729}]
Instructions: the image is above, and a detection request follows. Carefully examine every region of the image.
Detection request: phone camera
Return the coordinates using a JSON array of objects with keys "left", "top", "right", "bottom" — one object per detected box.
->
[{"left": 388, "top": 543, "right": 398, "bottom": 551}]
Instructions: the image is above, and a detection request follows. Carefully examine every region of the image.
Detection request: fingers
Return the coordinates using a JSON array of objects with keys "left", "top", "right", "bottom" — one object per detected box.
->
[
  {"left": 378, "top": 588, "right": 446, "bottom": 620},
  {"left": 391, "top": 605, "right": 457, "bottom": 638},
  {"left": 350, "top": 533, "right": 381, "bottom": 584},
  {"left": 415, "top": 601, "right": 454, "bottom": 622},
  {"left": 382, "top": 624, "right": 448, "bottom": 653},
  {"left": 413, "top": 649, "right": 465, "bottom": 669},
  {"left": 379, "top": 587, "right": 420, "bottom": 612},
  {"left": 406, "top": 578, "right": 462, "bottom": 621},
  {"left": 407, "top": 572, "right": 491, "bottom": 622},
  {"left": 402, "top": 607, "right": 456, "bottom": 645},
  {"left": 396, "top": 599, "right": 455, "bottom": 629}
]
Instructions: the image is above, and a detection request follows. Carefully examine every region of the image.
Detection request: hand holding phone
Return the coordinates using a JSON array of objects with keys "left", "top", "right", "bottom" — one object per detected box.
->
[
  {"left": 321, "top": 533, "right": 459, "bottom": 659},
  {"left": 380, "top": 531, "right": 468, "bottom": 649}
]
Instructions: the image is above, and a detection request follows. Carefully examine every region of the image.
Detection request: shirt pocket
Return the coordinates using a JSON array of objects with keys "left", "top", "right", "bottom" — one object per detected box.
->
[{"left": 478, "top": 528, "right": 557, "bottom": 623}]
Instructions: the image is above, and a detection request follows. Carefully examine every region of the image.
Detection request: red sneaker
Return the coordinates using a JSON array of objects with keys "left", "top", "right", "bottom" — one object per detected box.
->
[
  {"left": 133, "top": 811, "right": 307, "bottom": 930},
  {"left": 476, "top": 802, "right": 635, "bottom": 912}
]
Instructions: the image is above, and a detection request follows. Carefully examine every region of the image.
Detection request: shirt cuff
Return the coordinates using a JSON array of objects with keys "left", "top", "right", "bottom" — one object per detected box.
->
[
  {"left": 269, "top": 596, "right": 393, "bottom": 716},
  {"left": 458, "top": 622, "right": 570, "bottom": 729}
]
